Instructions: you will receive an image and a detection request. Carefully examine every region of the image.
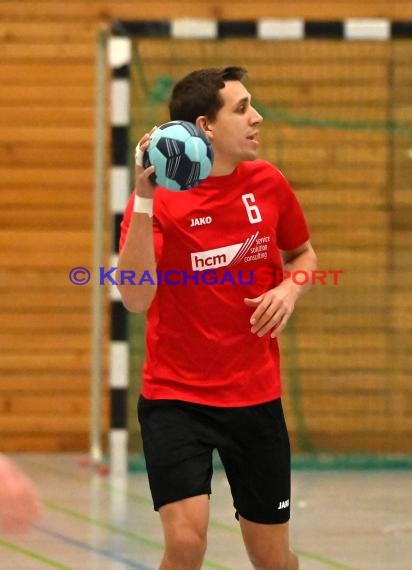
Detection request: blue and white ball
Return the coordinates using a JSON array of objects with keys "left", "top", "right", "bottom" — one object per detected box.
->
[{"left": 143, "top": 121, "right": 214, "bottom": 191}]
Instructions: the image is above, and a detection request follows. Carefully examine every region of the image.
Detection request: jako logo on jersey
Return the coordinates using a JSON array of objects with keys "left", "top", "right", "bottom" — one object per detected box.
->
[
  {"left": 191, "top": 232, "right": 259, "bottom": 271},
  {"left": 277, "top": 499, "right": 290, "bottom": 510},
  {"left": 190, "top": 216, "right": 212, "bottom": 227}
]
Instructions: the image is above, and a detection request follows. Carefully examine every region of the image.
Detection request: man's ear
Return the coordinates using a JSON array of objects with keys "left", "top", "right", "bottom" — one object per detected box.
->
[{"left": 195, "top": 116, "right": 213, "bottom": 140}]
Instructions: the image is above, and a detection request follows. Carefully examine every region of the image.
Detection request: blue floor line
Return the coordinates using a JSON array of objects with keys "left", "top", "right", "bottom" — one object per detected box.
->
[{"left": 34, "top": 524, "right": 153, "bottom": 570}]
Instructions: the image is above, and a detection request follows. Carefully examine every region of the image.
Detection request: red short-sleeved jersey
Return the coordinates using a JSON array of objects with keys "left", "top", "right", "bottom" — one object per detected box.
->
[{"left": 120, "top": 160, "right": 309, "bottom": 407}]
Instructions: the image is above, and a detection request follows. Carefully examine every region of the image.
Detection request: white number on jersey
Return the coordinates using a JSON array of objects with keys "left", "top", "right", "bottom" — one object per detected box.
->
[{"left": 241, "top": 193, "right": 262, "bottom": 224}]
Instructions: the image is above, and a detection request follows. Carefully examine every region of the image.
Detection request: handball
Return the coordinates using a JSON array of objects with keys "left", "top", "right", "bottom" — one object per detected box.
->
[{"left": 143, "top": 121, "right": 214, "bottom": 191}]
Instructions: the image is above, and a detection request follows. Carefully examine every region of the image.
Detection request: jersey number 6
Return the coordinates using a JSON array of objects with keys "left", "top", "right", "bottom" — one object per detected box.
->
[{"left": 242, "top": 193, "right": 262, "bottom": 224}]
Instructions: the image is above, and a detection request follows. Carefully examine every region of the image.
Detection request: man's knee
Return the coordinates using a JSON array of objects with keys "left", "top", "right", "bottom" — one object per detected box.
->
[
  {"left": 249, "top": 548, "right": 298, "bottom": 570},
  {"left": 164, "top": 528, "right": 207, "bottom": 565}
]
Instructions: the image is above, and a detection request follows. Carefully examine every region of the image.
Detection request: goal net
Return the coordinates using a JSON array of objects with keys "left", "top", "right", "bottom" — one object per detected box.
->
[{"left": 120, "top": 27, "right": 412, "bottom": 468}]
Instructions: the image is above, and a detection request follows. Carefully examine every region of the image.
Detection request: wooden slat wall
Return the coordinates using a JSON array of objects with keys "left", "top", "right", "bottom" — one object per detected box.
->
[
  {"left": 0, "top": 3, "right": 99, "bottom": 451},
  {"left": 278, "top": 39, "right": 412, "bottom": 453},
  {"left": 0, "top": 1, "right": 411, "bottom": 453},
  {"left": 2, "top": 1, "right": 412, "bottom": 20}
]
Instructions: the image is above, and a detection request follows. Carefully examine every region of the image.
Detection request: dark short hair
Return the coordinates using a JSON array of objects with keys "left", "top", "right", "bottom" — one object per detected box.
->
[{"left": 169, "top": 66, "right": 247, "bottom": 123}]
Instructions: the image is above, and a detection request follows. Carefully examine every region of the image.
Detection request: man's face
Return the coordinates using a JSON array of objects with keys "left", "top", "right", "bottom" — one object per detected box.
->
[{"left": 206, "top": 80, "right": 263, "bottom": 173}]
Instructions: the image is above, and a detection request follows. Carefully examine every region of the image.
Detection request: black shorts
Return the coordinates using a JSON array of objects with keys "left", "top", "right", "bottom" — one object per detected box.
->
[{"left": 137, "top": 395, "right": 291, "bottom": 524}]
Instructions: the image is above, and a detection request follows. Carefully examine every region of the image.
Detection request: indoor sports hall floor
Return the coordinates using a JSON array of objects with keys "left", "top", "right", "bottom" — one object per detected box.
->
[{"left": 0, "top": 454, "right": 410, "bottom": 570}]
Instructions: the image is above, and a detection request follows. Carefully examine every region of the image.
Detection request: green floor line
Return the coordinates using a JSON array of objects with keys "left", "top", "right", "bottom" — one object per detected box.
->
[
  {"left": 26, "top": 457, "right": 362, "bottom": 570},
  {"left": 295, "top": 548, "right": 360, "bottom": 570},
  {"left": 206, "top": 519, "right": 359, "bottom": 570},
  {"left": 45, "top": 500, "right": 230, "bottom": 570},
  {"left": 21, "top": 457, "right": 152, "bottom": 505},
  {"left": 0, "top": 537, "right": 73, "bottom": 570},
  {"left": 47, "top": 491, "right": 360, "bottom": 570}
]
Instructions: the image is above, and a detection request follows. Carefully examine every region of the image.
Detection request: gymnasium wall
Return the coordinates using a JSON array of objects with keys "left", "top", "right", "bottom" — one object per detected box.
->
[{"left": 0, "top": 1, "right": 411, "bottom": 452}]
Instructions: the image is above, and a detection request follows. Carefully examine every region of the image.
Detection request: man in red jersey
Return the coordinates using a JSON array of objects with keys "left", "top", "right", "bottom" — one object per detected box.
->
[{"left": 117, "top": 67, "right": 317, "bottom": 570}]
